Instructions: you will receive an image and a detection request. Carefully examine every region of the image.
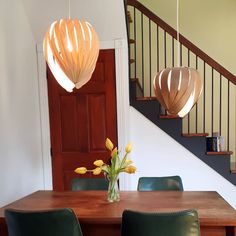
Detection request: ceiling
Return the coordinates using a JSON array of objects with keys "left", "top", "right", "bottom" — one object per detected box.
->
[{"left": 21, "top": 0, "right": 126, "bottom": 43}]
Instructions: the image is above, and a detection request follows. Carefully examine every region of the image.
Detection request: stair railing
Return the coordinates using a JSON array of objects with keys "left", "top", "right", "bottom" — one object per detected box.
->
[{"left": 127, "top": 0, "right": 235, "bottom": 166}]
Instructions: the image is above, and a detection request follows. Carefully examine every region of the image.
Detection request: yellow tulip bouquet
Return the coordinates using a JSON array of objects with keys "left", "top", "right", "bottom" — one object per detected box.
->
[{"left": 75, "top": 138, "right": 136, "bottom": 202}]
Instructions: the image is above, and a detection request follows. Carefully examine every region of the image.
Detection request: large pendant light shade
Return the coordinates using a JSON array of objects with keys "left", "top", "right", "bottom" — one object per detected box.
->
[
  {"left": 43, "top": 19, "right": 99, "bottom": 92},
  {"left": 153, "top": 67, "right": 202, "bottom": 117}
]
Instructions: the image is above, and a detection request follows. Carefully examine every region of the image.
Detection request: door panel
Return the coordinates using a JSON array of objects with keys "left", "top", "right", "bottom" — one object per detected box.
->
[
  {"left": 88, "top": 94, "right": 107, "bottom": 150},
  {"left": 47, "top": 49, "right": 118, "bottom": 190}
]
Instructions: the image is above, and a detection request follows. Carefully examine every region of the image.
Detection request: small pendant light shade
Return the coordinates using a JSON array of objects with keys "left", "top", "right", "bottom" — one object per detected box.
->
[
  {"left": 43, "top": 19, "right": 99, "bottom": 92},
  {"left": 153, "top": 67, "right": 202, "bottom": 117}
]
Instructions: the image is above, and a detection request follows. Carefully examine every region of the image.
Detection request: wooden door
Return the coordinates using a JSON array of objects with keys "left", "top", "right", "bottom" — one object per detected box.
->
[{"left": 47, "top": 49, "right": 118, "bottom": 190}]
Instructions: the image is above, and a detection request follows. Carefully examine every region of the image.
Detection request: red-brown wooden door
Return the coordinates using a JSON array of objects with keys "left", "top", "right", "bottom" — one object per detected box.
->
[{"left": 47, "top": 49, "right": 118, "bottom": 190}]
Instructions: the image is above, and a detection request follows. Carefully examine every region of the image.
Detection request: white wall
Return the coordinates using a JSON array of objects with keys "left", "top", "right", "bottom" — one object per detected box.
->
[
  {"left": 0, "top": 0, "right": 44, "bottom": 207},
  {"left": 129, "top": 107, "right": 236, "bottom": 209},
  {"left": 0, "top": 0, "right": 128, "bottom": 207}
]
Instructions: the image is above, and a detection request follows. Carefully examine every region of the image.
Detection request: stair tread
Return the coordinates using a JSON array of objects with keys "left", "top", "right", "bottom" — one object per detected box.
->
[
  {"left": 206, "top": 151, "right": 233, "bottom": 155},
  {"left": 159, "top": 115, "right": 180, "bottom": 119},
  {"left": 129, "top": 39, "right": 135, "bottom": 44},
  {"left": 130, "top": 78, "right": 139, "bottom": 81},
  {"left": 130, "top": 59, "right": 135, "bottom": 64},
  {"left": 136, "top": 96, "right": 157, "bottom": 101},
  {"left": 182, "top": 133, "right": 209, "bottom": 137}
]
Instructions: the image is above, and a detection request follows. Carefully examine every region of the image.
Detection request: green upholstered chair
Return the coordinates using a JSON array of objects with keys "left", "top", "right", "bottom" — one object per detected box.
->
[
  {"left": 5, "top": 208, "right": 83, "bottom": 236},
  {"left": 121, "top": 209, "right": 200, "bottom": 236},
  {"left": 137, "top": 176, "right": 184, "bottom": 191},
  {"left": 71, "top": 177, "right": 109, "bottom": 191}
]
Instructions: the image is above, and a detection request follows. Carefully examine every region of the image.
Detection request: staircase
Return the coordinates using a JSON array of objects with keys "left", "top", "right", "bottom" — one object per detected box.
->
[{"left": 126, "top": 0, "right": 236, "bottom": 185}]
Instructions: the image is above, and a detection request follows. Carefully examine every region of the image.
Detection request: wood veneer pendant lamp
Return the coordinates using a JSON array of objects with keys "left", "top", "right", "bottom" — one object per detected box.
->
[
  {"left": 43, "top": 0, "right": 99, "bottom": 92},
  {"left": 153, "top": 0, "right": 202, "bottom": 118}
]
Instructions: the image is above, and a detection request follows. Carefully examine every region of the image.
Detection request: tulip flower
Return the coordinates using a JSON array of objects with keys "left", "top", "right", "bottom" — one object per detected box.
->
[
  {"left": 74, "top": 138, "right": 135, "bottom": 202},
  {"left": 125, "top": 143, "right": 132, "bottom": 153},
  {"left": 124, "top": 165, "right": 136, "bottom": 174},
  {"left": 94, "top": 160, "right": 104, "bottom": 167},
  {"left": 75, "top": 167, "right": 87, "bottom": 174},
  {"left": 111, "top": 147, "right": 118, "bottom": 159},
  {"left": 125, "top": 159, "right": 133, "bottom": 165},
  {"left": 105, "top": 138, "right": 114, "bottom": 151},
  {"left": 93, "top": 167, "right": 102, "bottom": 175}
]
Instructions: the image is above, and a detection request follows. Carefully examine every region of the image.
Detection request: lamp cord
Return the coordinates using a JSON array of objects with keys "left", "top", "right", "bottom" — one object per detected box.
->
[
  {"left": 68, "top": 0, "right": 71, "bottom": 19},
  {"left": 177, "top": 0, "right": 180, "bottom": 67}
]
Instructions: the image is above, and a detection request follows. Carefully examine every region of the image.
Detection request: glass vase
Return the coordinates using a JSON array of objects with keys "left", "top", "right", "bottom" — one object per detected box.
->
[{"left": 107, "top": 176, "right": 120, "bottom": 203}]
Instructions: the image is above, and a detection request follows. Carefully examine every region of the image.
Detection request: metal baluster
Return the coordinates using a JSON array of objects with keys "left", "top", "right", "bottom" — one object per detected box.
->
[
  {"left": 203, "top": 62, "right": 206, "bottom": 133},
  {"left": 149, "top": 19, "right": 152, "bottom": 97},
  {"left": 227, "top": 80, "right": 230, "bottom": 151},
  {"left": 196, "top": 55, "right": 198, "bottom": 133},
  {"left": 211, "top": 68, "right": 214, "bottom": 136},
  {"left": 157, "top": 25, "right": 162, "bottom": 114},
  {"left": 164, "top": 31, "right": 167, "bottom": 68},
  {"left": 157, "top": 26, "right": 159, "bottom": 72},
  {"left": 187, "top": 49, "right": 190, "bottom": 133},
  {"left": 172, "top": 37, "right": 174, "bottom": 67},
  {"left": 134, "top": 7, "right": 137, "bottom": 80},
  {"left": 141, "top": 13, "right": 144, "bottom": 92},
  {"left": 163, "top": 30, "right": 167, "bottom": 115},
  {"left": 180, "top": 44, "right": 182, "bottom": 66},
  {"left": 219, "top": 74, "right": 222, "bottom": 135}
]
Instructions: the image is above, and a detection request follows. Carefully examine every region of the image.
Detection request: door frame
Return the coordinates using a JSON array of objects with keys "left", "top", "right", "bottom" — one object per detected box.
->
[{"left": 36, "top": 39, "right": 131, "bottom": 190}]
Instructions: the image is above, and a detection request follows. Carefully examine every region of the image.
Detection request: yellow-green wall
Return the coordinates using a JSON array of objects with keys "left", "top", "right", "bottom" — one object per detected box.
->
[{"left": 139, "top": 0, "right": 236, "bottom": 75}]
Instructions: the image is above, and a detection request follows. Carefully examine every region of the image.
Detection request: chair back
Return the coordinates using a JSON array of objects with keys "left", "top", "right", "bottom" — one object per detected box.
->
[
  {"left": 121, "top": 209, "right": 200, "bottom": 236},
  {"left": 5, "top": 208, "right": 83, "bottom": 236},
  {"left": 71, "top": 177, "right": 109, "bottom": 191},
  {"left": 137, "top": 176, "right": 184, "bottom": 191}
]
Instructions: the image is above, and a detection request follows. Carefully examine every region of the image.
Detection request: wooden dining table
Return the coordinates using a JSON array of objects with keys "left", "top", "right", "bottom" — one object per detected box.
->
[{"left": 0, "top": 190, "right": 236, "bottom": 236}]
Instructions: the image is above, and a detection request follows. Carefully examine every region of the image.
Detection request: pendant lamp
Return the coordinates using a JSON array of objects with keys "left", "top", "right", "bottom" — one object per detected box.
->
[
  {"left": 153, "top": 67, "right": 202, "bottom": 117},
  {"left": 153, "top": 0, "right": 202, "bottom": 117},
  {"left": 43, "top": 2, "right": 99, "bottom": 92}
]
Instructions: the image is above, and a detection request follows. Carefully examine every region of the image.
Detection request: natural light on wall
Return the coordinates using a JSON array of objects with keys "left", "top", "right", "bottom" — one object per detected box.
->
[{"left": 43, "top": 19, "right": 99, "bottom": 92}]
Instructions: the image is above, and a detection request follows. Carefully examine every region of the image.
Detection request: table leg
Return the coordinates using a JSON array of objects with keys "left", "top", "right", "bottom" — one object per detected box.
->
[
  {"left": 0, "top": 219, "right": 8, "bottom": 236},
  {"left": 226, "top": 226, "right": 236, "bottom": 236}
]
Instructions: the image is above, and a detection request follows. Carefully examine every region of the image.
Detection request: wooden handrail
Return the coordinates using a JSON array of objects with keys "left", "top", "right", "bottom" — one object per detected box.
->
[{"left": 127, "top": 0, "right": 236, "bottom": 85}]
